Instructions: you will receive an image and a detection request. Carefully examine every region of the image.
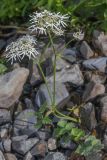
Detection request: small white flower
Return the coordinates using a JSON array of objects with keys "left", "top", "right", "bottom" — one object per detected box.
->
[
  {"left": 29, "top": 10, "right": 69, "bottom": 35},
  {"left": 73, "top": 30, "right": 84, "bottom": 40},
  {"left": 5, "top": 35, "right": 39, "bottom": 64}
]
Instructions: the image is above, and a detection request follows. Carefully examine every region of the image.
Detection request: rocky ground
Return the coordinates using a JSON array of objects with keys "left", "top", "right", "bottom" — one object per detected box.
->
[{"left": 0, "top": 28, "right": 107, "bottom": 160}]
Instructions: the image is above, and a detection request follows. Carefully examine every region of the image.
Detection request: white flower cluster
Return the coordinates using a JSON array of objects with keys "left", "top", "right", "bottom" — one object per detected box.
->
[
  {"left": 5, "top": 35, "right": 39, "bottom": 64},
  {"left": 29, "top": 10, "right": 69, "bottom": 35},
  {"left": 73, "top": 30, "right": 84, "bottom": 40}
]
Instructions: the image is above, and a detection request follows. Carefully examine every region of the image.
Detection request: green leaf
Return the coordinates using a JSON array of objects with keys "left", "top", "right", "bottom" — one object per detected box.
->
[
  {"left": 57, "top": 120, "right": 67, "bottom": 128},
  {"left": 65, "top": 122, "right": 75, "bottom": 131},
  {"left": 0, "top": 64, "right": 7, "bottom": 74},
  {"left": 42, "top": 116, "right": 52, "bottom": 124}
]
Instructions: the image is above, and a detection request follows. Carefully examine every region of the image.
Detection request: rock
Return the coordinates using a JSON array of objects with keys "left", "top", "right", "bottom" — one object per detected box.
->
[
  {"left": 80, "top": 103, "right": 97, "bottom": 130},
  {"left": 83, "top": 57, "right": 107, "bottom": 73},
  {"left": 36, "top": 82, "right": 69, "bottom": 109},
  {"left": 30, "top": 63, "right": 41, "bottom": 86},
  {"left": 30, "top": 140, "right": 48, "bottom": 157},
  {"left": 37, "top": 129, "right": 51, "bottom": 140},
  {"left": 48, "top": 138, "right": 57, "bottom": 150},
  {"left": 63, "top": 48, "right": 77, "bottom": 63},
  {"left": 0, "top": 109, "right": 11, "bottom": 125},
  {"left": 40, "top": 57, "right": 53, "bottom": 76},
  {"left": 0, "top": 150, "right": 5, "bottom": 160},
  {"left": 14, "top": 109, "right": 38, "bottom": 136},
  {"left": 0, "top": 39, "right": 6, "bottom": 50},
  {"left": 59, "top": 137, "right": 77, "bottom": 150},
  {"left": 3, "top": 139, "right": 11, "bottom": 152},
  {"left": 0, "top": 129, "right": 8, "bottom": 138},
  {"left": 103, "top": 133, "right": 107, "bottom": 151},
  {"left": 85, "top": 153, "right": 102, "bottom": 160},
  {"left": 92, "top": 30, "right": 107, "bottom": 56},
  {"left": 83, "top": 81, "right": 105, "bottom": 102},
  {"left": 24, "top": 152, "right": 33, "bottom": 160},
  {"left": 24, "top": 98, "right": 34, "bottom": 109},
  {"left": 0, "top": 67, "right": 29, "bottom": 109},
  {"left": 12, "top": 135, "right": 39, "bottom": 155},
  {"left": 84, "top": 72, "right": 106, "bottom": 84},
  {"left": 92, "top": 30, "right": 104, "bottom": 49},
  {"left": 100, "top": 96, "right": 107, "bottom": 123},
  {"left": 47, "top": 64, "right": 84, "bottom": 86},
  {"left": 4, "top": 153, "right": 17, "bottom": 160},
  {"left": 80, "top": 41, "right": 94, "bottom": 59},
  {"left": 44, "top": 152, "right": 66, "bottom": 160}
]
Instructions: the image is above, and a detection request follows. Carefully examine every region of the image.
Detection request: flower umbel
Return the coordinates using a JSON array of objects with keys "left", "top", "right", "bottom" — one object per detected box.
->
[
  {"left": 5, "top": 35, "right": 39, "bottom": 64},
  {"left": 29, "top": 10, "right": 69, "bottom": 35},
  {"left": 73, "top": 30, "right": 84, "bottom": 40}
]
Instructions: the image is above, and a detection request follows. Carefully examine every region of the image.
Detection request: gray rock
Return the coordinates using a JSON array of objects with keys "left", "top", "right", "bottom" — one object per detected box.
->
[
  {"left": 44, "top": 152, "right": 66, "bottom": 160},
  {"left": 37, "top": 130, "right": 51, "bottom": 140},
  {"left": 30, "top": 63, "right": 41, "bottom": 86},
  {"left": 59, "top": 137, "right": 77, "bottom": 150},
  {"left": 83, "top": 57, "right": 107, "bottom": 73},
  {"left": 85, "top": 153, "right": 102, "bottom": 160},
  {"left": 92, "top": 30, "right": 104, "bottom": 49},
  {"left": 14, "top": 109, "right": 38, "bottom": 136},
  {"left": 0, "top": 109, "right": 11, "bottom": 125},
  {"left": 47, "top": 64, "right": 84, "bottom": 86},
  {"left": 36, "top": 82, "right": 69, "bottom": 109},
  {"left": 100, "top": 96, "right": 107, "bottom": 123},
  {"left": 80, "top": 103, "right": 97, "bottom": 130},
  {"left": 83, "top": 81, "right": 105, "bottom": 102},
  {"left": 84, "top": 72, "right": 106, "bottom": 84},
  {"left": 24, "top": 98, "right": 34, "bottom": 109},
  {"left": 92, "top": 30, "right": 107, "bottom": 56},
  {"left": 80, "top": 41, "right": 94, "bottom": 59},
  {"left": 30, "top": 140, "right": 48, "bottom": 157},
  {"left": 0, "top": 128, "right": 8, "bottom": 138},
  {"left": 48, "top": 138, "right": 57, "bottom": 150},
  {"left": 54, "top": 57, "right": 70, "bottom": 71},
  {"left": 3, "top": 139, "right": 11, "bottom": 152},
  {"left": 12, "top": 135, "right": 39, "bottom": 155},
  {"left": 0, "top": 39, "right": 6, "bottom": 50},
  {"left": 24, "top": 152, "right": 32, "bottom": 160},
  {"left": 0, "top": 150, "right": 5, "bottom": 160},
  {"left": 4, "top": 153, "right": 17, "bottom": 160},
  {"left": 0, "top": 67, "right": 29, "bottom": 109},
  {"left": 62, "top": 48, "right": 77, "bottom": 63}
]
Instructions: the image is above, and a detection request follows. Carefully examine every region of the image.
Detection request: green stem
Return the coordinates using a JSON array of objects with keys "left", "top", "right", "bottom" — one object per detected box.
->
[
  {"left": 54, "top": 107, "right": 78, "bottom": 123},
  {"left": 37, "top": 62, "right": 53, "bottom": 103}
]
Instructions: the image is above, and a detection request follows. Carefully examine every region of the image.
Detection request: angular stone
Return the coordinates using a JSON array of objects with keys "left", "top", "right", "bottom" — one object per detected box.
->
[
  {"left": 47, "top": 64, "right": 84, "bottom": 86},
  {"left": 85, "top": 153, "right": 102, "bottom": 160},
  {"left": 4, "top": 153, "right": 17, "bottom": 160},
  {"left": 63, "top": 48, "right": 77, "bottom": 63},
  {"left": 83, "top": 57, "right": 107, "bottom": 73},
  {"left": 83, "top": 81, "right": 105, "bottom": 102},
  {"left": 44, "top": 152, "right": 66, "bottom": 160},
  {"left": 80, "top": 41, "right": 94, "bottom": 59},
  {"left": 0, "top": 67, "right": 29, "bottom": 109},
  {"left": 30, "top": 140, "right": 48, "bottom": 157},
  {"left": 100, "top": 96, "right": 107, "bottom": 123},
  {"left": 80, "top": 103, "right": 97, "bottom": 130},
  {"left": 0, "top": 151, "right": 5, "bottom": 160},
  {"left": 48, "top": 138, "right": 57, "bottom": 150},
  {"left": 36, "top": 82, "right": 69, "bottom": 108},
  {"left": 3, "top": 139, "right": 11, "bottom": 152},
  {"left": 84, "top": 72, "right": 106, "bottom": 84},
  {"left": 0, "top": 109, "right": 11, "bottom": 125},
  {"left": 59, "top": 137, "right": 77, "bottom": 150},
  {"left": 12, "top": 136, "right": 39, "bottom": 155},
  {"left": 0, "top": 39, "right": 6, "bottom": 50},
  {"left": 24, "top": 152, "right": 32, "bottom": 160},
  {"left": 14, "top": 109, "right": 38, "bottom": 136}
]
